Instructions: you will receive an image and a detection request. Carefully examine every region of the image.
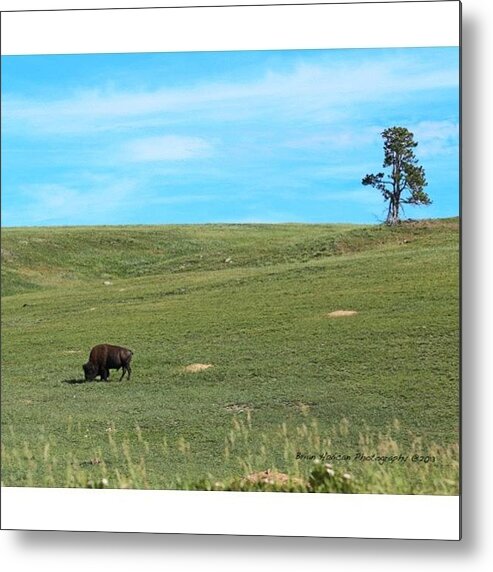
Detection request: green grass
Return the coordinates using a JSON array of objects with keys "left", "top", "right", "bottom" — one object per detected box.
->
[
  {"left": 1, "top": 218, "right": 459, "bottom": 492},
  {"left": 2, "top": 415, "right": 458, "bottom": 494}
]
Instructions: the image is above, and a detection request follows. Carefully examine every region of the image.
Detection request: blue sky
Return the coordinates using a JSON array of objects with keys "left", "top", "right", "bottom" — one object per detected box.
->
[{"left": 1, "top": 47, "right": 459, "bottom": 227}]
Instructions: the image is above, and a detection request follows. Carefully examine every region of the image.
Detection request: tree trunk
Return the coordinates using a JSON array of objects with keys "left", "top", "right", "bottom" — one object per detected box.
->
[
  {"left": 386, "top": 198, "right": 400, "bottom": 225},
  {"left": 386, "top": 152, "right": 402, "bottom": 225}
]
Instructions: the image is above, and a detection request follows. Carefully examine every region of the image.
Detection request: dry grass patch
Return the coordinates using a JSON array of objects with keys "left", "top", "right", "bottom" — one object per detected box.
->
[
  {"left": 183, "top": 363, "right": 213, "bottom": 373},
  {"left": 327, "top": 310, "right": 358, "bottom": 318},
  {"left": 243, "top": 469, "right": 306, "bottom": 487},
  {"left": 225, "top": 403, "right": 254, "bottom": 414}
]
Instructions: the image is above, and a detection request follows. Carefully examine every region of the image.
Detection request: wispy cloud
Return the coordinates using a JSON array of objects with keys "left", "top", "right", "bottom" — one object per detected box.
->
[
  {"left": 2, "top": 54, "right": 458, "bottom": 137},
  {"left": 283, "top": 126, "right": 381, "bottom": 151},
  {"left": 411, "top": 120, "right": 459, "bottom": 157},
  {"left": 3, "top": 179, "right": 136, "bottom": 226},
  {"left": 121, "top": 135, "right": 214, "bottom": 162}
]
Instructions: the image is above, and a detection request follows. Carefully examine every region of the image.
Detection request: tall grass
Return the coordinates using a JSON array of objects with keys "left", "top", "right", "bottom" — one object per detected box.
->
[{"left": 1, "top": 415, "right": 459, "bottom": 495}]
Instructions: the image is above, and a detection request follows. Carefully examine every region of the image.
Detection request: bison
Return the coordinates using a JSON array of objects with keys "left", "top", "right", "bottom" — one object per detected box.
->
[{"left": 83, "top": 344, "right": 133, "bottom": 382}]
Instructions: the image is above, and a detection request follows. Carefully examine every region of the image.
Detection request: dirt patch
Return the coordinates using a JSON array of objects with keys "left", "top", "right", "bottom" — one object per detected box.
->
[
  {"left": 1, "top": 248, "right": 15, "bottom": 261},
  {"left": 183, "top": 363, "right": 213, "bottom": 373},
  {"left": 225, "top": 403, "right": 254, "bottom": 414},
  {"left": 80, "top": 458, "right": 102, "bottom": 467},
  {"left": 327, "top": 310, "right": 358, "bottom": 318},
  {"left": 293, "top": 401, "right": 313, "bottom": 413},
  {"left": 243, "top": 469, "right": 306, "bottom": 487},
  {"left": 63, "top": 350, "right": 82, "bottom": 354},
  {"left": 281, "top": 400, "right": 313, "bottom": 413}
]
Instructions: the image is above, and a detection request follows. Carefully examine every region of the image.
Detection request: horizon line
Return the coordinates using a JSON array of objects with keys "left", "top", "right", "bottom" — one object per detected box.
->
[{"left": 1, "top": 215, "right": 459, "bottom": 230}]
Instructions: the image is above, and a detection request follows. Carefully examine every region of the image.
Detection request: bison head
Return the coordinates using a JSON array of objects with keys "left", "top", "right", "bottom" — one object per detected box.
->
[{"left": 83, "top": 362, "right": 97, "bottom": 381}]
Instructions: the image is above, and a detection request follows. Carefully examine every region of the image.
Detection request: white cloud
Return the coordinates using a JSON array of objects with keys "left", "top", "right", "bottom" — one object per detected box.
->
[
  {"left": 3, "top": 54, "right": 458, "bottom": 137},
  {"left": 411, "top": 120, "right": 459, "bottom": 157},
  {"left": 5, "top": 179, "right": 136, "bottom": 226},
  {"left": 121, "top": 135, "right": 213, "bottom": 162},
  {"left": 284, "top": 118, "right": 459, "bottom": 157},
  {"left": 283, "top": 126, "right": 381, "bottom": 151}
]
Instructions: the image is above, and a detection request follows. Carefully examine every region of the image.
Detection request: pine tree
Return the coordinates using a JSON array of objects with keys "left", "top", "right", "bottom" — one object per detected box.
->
[{"left": 362, "top": 126, "right": 430, "bottom": 225}]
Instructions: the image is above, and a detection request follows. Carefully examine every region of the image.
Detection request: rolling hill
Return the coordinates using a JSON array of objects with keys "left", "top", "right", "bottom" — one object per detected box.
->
[{"left": 1, "top": 219, "right": 460, "bottom": 492}]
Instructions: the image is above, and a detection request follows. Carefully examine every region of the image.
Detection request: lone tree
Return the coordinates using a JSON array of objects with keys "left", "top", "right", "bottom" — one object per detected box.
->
[{"left": 362, "top": 126, "right": 430, "bottom": 225}]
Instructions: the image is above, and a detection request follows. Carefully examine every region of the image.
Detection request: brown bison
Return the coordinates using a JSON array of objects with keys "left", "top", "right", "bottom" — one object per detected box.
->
[{"left": 83, "top": 344, "right": 133, "bottom": 382}]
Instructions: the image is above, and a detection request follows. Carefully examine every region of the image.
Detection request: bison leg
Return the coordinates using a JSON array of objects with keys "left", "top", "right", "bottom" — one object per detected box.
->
[
  {"left": 100, "top": 368, "right": 110, "bottom": 381},
  {"left": 119, "top": 365, "right": 131, "bottom": 381}
]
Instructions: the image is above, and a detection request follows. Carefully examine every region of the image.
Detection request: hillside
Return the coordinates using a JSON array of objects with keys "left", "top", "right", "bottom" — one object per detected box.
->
[
  {"left": 1, "top": 218, "right": 458, "bottom": 297},
  {"left": 1, "top": 219, "right": 460, "bottom": 491}
]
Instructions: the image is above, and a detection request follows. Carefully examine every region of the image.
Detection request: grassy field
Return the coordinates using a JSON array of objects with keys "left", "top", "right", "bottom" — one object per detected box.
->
[{"left": 1, "top": 219, "right": 460, "bottom": 493}]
